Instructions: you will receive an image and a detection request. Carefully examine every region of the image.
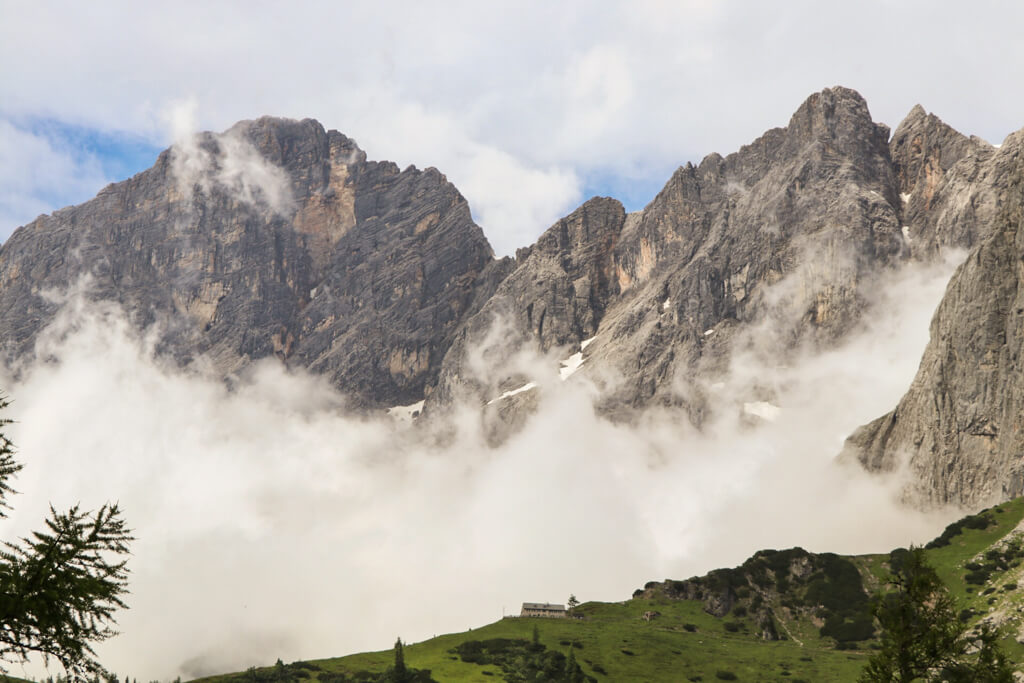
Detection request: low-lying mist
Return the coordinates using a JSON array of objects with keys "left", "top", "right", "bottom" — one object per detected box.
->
[{"left": 2, "top": 253, "right": 965, "bottom": 680}]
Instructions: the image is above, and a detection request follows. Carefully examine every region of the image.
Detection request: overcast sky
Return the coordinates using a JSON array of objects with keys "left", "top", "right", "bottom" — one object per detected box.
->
[{"left": 3, "top": 0, "right": 1023, "bottom": 256}]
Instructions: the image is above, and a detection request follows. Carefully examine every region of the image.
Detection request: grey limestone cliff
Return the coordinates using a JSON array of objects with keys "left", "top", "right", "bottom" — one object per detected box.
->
[
  {"left": 891, "top": 103, "right": 1009, "bottom": 258},
  {"left": 843, "top": 129, "right": 1024, "bottom": 508},
  {"left": 0, "top": 117, "right": 493, "bottom": 408},
  {"left": 432, "top": 87, "right": 910, "bottom": 426}
]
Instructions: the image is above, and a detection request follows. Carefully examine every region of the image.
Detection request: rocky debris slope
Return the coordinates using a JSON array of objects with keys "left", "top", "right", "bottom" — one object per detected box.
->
[
  {"left": 843, "top": 131, "right": 1024, "bottom": 508},
  {"left": 0, "top": 117, "right": 493, "bottom": 408}
]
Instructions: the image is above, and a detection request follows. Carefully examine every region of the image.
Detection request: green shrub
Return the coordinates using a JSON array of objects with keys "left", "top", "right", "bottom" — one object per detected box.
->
[
  {"left": 715, "top": 671, "right": 738, "bottom": 681},
  {"left": 821, "top": 612, "right": 874, "bottom": 642},
  {"left": 965, "top": 569, "right": 992, "bottom": 585},
  {"left": 925, "top": 511, "right": 995, "bottom": 549}
]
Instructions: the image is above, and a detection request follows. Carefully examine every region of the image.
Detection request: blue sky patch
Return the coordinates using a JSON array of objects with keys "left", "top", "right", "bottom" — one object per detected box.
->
[{"left": 25, "top": 117, "right": 163, "bottom": 187}]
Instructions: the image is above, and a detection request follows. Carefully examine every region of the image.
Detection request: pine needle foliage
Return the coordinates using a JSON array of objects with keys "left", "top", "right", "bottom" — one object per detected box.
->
[
  {"left": 860, "top": 547, "right": 1014, "bottom": 683},
  {"left": 0, "top": 394, "right": 133, "bottom": 679}
]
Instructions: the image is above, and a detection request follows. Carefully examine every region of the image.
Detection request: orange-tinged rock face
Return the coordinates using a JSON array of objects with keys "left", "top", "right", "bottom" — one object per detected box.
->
[
  {"left": 414, "top": 212, "right": 439, "bottom": 235},
  {"left": 388, "top": 346, "right": 430, "bottom": 382},
  {"left": 294, "top": 159, "right": 358, "bottom": 273}
]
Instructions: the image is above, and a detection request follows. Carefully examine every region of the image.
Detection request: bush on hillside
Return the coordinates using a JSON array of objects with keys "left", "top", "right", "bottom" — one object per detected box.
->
[{"left": 925, "top": 511, "right": 996, "bottom": 549}]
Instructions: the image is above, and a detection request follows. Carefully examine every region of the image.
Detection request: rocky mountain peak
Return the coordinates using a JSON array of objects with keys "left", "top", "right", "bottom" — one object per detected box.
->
[
  {"left": 0, "top": 116, "right": 493, "bottom": 409},
  {"left": 429, "top": 86, "right": 913, "bottom": 431},
  {"left": 785, "top": 86, "right": 889, "bottom": 152},
  {"left": 889, "top": 104, "right": 980, "bottom": 200}
]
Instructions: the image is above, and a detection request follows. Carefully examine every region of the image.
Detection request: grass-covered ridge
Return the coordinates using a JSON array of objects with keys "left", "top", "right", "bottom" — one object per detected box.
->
[{"left": 196, "top": 498, "right": 1024, "bottom": 682}]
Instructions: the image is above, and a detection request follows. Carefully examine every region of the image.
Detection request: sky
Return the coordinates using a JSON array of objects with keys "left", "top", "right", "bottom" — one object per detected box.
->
[
  {"left": 1, "top": 1, "right": 1023, "bottom": 678},
  {"left": 2, "top": 1, "right": 1024, "bottom": 256}
]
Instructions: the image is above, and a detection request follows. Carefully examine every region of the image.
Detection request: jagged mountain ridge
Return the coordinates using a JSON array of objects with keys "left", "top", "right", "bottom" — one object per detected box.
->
[
  {"left": 435, "top": 86, "right": 913, "bottom": 426},
  {"left": 1, "top": 87, "right": 1021, "bottom": 509}
]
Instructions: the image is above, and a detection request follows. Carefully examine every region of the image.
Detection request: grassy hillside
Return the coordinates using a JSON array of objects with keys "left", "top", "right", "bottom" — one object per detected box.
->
[{"left": 197, "top": 497, "right": 1024, "bottom": 682}]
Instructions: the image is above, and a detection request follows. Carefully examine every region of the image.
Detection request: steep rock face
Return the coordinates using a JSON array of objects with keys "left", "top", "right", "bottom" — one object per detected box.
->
[
  {"left": 844, "top": 132, "right": 1024, "bottom": 508},
  {"left": 431, "top": 196, "right": 625, "bottom": 407},
  {"left": 891, "top": 104, "right": 1010, "bottom": 257},
  {"left": 0, "top": 117, "right": 493, "bottom": 408},
  {"left": 595, "top": 87, "right": 905, "bottom": 416},
  {"left": 437, "top": 87, "right": 909, "bottom": 423}
]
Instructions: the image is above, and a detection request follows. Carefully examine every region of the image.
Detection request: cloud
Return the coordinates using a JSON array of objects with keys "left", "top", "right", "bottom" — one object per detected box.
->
[
  {"left": 166, "top": 99, "right": 294, "bottom": 216},
  {"left": 0, "top": 119, "right": 111, "bottom": 238},
  {"left": 352, "top": 95, "right": 582, "bottom": 256},
  {"left": 4, "top": 2, "right": 1024, "bottom": 251},
  {"left": 0, "top": 249, "right": 964, "bottom": 679},
  {"left": 1, "top": 1, "right": 1019, "bottom": 677}
]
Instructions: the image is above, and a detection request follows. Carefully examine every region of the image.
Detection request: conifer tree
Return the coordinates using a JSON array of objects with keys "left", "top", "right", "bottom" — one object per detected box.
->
[
  {"left": 391, "top": 637, "right": 406, "bottom": 682},
  {"left": 0, "top": 395, "right": 132, "bottom": 679},
  {"left": 860, "top": 547, "right": 1014, "bottom": 682}
]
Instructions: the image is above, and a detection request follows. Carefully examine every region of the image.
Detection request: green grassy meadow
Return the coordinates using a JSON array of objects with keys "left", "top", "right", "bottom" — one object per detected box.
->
[{"left": 196, "top": 498, "right": 1024, "bottom": 682}]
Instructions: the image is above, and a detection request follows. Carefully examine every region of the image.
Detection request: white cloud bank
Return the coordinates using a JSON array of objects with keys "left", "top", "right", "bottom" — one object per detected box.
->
[
  {"left": 0, "top": 252, "right": 964, "bottom": 680},
  {"left": 3, "top": 1, "right": 1024, "bottom": 250}
]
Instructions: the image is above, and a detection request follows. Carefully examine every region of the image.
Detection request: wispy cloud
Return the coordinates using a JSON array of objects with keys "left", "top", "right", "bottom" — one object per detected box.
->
[{"left": 166, "top": 99, "right": 294, "bottom": 216}]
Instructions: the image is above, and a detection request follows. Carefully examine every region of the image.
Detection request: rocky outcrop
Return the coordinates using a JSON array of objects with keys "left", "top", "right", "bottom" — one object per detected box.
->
[
  {"left": 0, "top": 117, "right": 493, "bottom": 408},
  {"left": 636, "top": 547, "right": 872, "bottom": 644},
  {"left": 843, "top": 131, "right": 1024, "bottom": 508}
]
